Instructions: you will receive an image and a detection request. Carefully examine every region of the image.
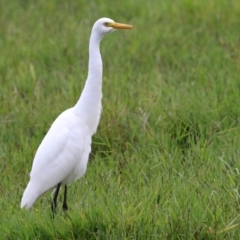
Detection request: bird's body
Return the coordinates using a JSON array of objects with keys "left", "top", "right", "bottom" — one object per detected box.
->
[
  {"left": 21, "top": 18, "right": 133, "bottom": 211},
  {"left": 21, "top": 108, "right": 91, "bottom": 209}
]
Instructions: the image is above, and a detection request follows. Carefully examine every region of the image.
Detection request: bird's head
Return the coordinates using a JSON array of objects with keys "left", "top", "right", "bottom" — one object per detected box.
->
[{"left": 92, "top": 17, "right": 134, "bottom": 37}]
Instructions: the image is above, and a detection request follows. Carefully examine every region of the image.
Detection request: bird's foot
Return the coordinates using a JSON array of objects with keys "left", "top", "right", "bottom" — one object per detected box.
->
[{"left": 62, "top": 203, "right": 68, "bottom": 211}]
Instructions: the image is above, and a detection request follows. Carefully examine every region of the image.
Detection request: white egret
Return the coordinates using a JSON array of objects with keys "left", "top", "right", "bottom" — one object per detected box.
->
[{"left": 21, "top": 18, "right": 133, "bottom": 212}]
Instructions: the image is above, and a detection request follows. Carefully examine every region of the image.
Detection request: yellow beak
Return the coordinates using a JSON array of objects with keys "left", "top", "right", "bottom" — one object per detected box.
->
[{"left": 109, "top": 22, "right": 134, "bottom": 29}]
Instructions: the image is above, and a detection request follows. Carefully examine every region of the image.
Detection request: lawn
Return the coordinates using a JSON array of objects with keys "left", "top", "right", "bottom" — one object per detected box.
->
[{"left": 0, "top": 0, "right": 240, "bottom": 239}]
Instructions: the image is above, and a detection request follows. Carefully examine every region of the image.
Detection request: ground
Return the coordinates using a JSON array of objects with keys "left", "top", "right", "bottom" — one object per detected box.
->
[{"left": 0, "top": 0, "right": 240, "bottom": 239}]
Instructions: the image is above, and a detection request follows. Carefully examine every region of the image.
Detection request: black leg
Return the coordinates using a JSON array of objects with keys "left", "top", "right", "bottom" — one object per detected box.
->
[
  {"left": 62, "top": 185, "right": 68, "bottom": 211},
  {"left": 51, "top": 182, "right": 61, "bottom": 213}
]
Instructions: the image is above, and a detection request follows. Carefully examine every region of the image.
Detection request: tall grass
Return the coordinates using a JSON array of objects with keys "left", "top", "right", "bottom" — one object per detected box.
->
[{"left": 0, "top": 0, "right": 240, "bottom": 239}]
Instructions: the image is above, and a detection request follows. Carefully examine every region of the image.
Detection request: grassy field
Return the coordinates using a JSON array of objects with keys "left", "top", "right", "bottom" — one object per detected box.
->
[{"left": 0, "top": 0, "right": 240, "bottom": 239}]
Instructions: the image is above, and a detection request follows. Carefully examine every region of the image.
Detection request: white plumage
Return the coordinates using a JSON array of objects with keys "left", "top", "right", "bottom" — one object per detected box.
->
[{"left": 21, "top": 17, "right": 133, "bottom": 211}]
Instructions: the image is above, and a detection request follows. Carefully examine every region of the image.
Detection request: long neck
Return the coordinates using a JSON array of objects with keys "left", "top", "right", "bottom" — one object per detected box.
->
[{"left": 75, "top": 31, "right": 103, "bottom": 135}]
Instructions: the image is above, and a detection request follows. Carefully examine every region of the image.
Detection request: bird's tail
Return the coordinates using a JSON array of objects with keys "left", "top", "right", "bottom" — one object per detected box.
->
[{"left": 21, "top": 182, "right": 39, "bottom": 210}]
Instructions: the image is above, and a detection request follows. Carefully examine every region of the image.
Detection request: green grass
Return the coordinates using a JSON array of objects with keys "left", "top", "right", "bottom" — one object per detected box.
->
[{"left": 0, "top": 0, "right": 240, "bottom": 239}]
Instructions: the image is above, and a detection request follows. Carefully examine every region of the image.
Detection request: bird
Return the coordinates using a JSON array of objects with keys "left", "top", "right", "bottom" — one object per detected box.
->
[{"left": 21, "top": 17, "right": 134, "bottom": 212}]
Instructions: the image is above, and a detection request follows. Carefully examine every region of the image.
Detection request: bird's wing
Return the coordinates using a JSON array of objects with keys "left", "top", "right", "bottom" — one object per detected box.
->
[{"left": 29, "top": 110, "right": 91, "bottom": 191}]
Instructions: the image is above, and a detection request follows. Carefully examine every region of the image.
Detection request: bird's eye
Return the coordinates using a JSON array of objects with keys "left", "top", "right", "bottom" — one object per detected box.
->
[{"left": 103, "top": 22, "right": 109, "bottom": 27}]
